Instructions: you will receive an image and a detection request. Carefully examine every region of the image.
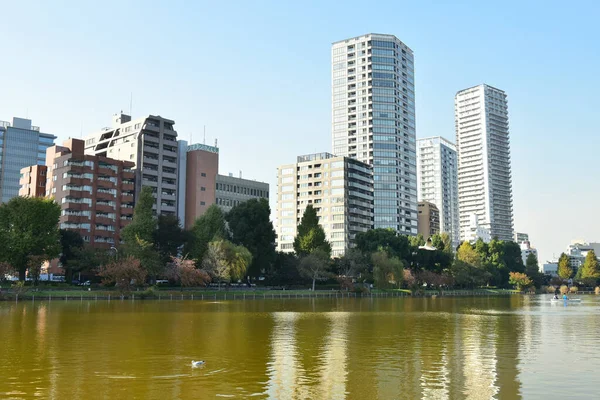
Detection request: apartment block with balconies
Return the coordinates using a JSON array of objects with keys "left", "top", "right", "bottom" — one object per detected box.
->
[
  {"left": 331, "top": 34, "right": 417, "bottom": 235},
  {"left": 39, "top": 138, "right": 135, "bottom": 248},
  {"left": 276, "top": 152, "right": 374, "bottom": 257},
  {"left": 83, "top": 113, "right": 179, "bottom": 217},
  {"left": 455, "top": 84, "right": 514, "bottom": 242}
]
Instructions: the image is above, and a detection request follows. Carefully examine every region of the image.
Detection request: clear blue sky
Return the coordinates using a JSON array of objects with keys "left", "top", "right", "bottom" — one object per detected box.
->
[{"left": 2, "top": 0, "right": 599, "bottom": 264}]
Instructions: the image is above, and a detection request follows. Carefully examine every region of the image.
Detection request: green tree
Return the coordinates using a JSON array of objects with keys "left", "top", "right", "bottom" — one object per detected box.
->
[
  {"left": 430, "top": 233, "right": 453, "bottom": 254},
  {"left": 474, "top": 238, "right": 489, "bottom": 260},
  {"left": 202, "top": 239, "right": 252, "bottom": 289},
  {"left": 408, "top": 233, "right": 425, "bottom": 248},
  {"left": 335, "top": 248, "right": 368, "bottom": 278},
  {"left": 0, "top": 197, "right": 61, "bottom": 281},
  {"left": 293, "top": 205, "right": 331, "bottom": 257},
  {"left": 456, "top": 242, "right": 481, "bottom": 267},
  {"left": 59, "top": 229, "right": 85, "bottom": 283},
  {"left": 154, "top": 214, "right": 186, "bottom": 266},
  {"left": 450, "top": 259, "right": 491, "bottom": 288},
  {"left": 267, "top": 252, "right": 303, "bottom": 286},
  {"left": 557, "top": 253, "right": 572, "bottom": 280},
  {"left": 354, "top": 229, "right": 411, "bottom": 261},
  {"left": 501, "top": 241, "right": 525, "bottom": 273},
  {"left": 121, "top": 186, "right": 161, "bottom": 281},
  {"left": 298, "top": 249, "right": 332, "bottom": 291},
  {"left": 226, "top": 198, "right": 276, "bottom": 278},
  {"left": 70, "top": 245, "right": 110, "bottom": 277},
  {"left": 187, "top": 204, "right": 228, "bottom": 264},
  {"left": 371, "top": 250, "right": 404, "bottom": 289},
  {"left": 508, "top": 271, "right": 532, "bottom": 291},
  {"left": 525, "top": 252, "right": 543, "bottom": 289},
  {"left": 579, "top": 249, "right": 600, "bottom": 286}
]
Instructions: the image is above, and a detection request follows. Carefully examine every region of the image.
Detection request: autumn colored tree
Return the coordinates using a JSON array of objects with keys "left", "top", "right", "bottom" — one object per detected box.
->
[
  {"left": 166, "top": 257, "right": 210, "bottom": 290},
  {"left": 508, "top": 272, "right": 532, "bottom": 291},
  {"left": 97, "top": 256, "right": 148, "bottom": 296}
]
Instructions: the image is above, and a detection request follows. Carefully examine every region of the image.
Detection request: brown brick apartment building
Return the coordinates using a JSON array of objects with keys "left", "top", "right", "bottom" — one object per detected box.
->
[{"left": 21, "top": 138, "right": 136, "bottom": 249}]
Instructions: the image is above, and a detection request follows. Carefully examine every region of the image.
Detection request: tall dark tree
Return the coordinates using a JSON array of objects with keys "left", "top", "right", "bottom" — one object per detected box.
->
[
  {"left": 154, "top": 214, "right": 186, "bottom": 266},
  {"left": 293, "top": 205, "right": 331, "bottom": 257},
  {"left": 501, "top": 241, "right": 525, "bottom": 273},
  {"left": 354, "top": 228, "right": 411, "bottom": 261},
  {"left": 226, "top": 198, "right": 276, "bottom": 278},
  {"left": 525, "top": 252, "right": 543, "bottom": 289},
  {"left": 59, "top": 229, "right": 85, "bottom": 283},
  {"left": 121, "top": 186, "right": 161, "bottom": 280},
  {"left": 267, "top": 252, "right": 303, "bottom": 286},
  {"left": 0, "top": 197, "right": 61, "bottom": 281},
  {"left": 186, "top": 204, "right": 228, "bottom": 264}
]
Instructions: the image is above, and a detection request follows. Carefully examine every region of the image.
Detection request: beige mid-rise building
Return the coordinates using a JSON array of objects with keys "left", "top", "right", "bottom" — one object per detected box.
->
[
  {"left": 84, "top": 113, "right": 179, "bottom": 217},
  {"left": 276, "top": 152, "right": 373, "bottom": 257},
  {"left": 417, "top": 201, "right": 440, "bottom": 239}
]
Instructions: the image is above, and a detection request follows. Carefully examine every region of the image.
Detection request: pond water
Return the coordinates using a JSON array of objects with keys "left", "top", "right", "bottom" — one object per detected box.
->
[{"left": 1, "top": 295, "right": 599, "bottom": 399}]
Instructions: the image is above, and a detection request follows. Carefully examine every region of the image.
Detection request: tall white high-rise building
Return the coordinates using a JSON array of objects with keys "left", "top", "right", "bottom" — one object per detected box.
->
[
  {"left": 331, "top": 33, "right": 417, "bottom": 235},
  {"left": 416, "top": 136, "right": 459, "bottom": 246},
  {"left": 455, "top": 84, "right": 514, "bottom": 242}
]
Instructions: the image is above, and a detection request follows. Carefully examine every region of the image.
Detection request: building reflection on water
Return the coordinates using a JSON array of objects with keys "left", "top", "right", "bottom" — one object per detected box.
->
[{"left": 264, "top": 299, "right": 522, "bottom": 400}]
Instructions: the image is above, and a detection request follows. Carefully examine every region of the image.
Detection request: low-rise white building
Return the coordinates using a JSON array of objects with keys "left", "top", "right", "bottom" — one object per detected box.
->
[
  {"left": 462, "top": 213, "right": 491, "bottom": 243},
  {"left": 542, "top": 261, "right": 558, "bottom": 276},
  {"left": 520, "top": 240, "right": 538, "bottom": 265},
  {"left": 565, "top": 240, "right": 600, "bottom": 273}
]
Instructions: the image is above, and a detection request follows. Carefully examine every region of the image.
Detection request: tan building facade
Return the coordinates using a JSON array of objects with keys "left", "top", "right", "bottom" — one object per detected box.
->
[
  {"left": 215, "top": 174, "right": 269, "bottom": 214},
  {"left": 19, "top": 165, "right": 48, "bottom": 197},
  {"left": 417, "top": 201, "right": 440, "bottom": 239},
  {"left": 276, "top": 153, "right": 373, "bottom": 257},
  {"left": 184, "top": 144, "right": 219, "bottom": 229}
]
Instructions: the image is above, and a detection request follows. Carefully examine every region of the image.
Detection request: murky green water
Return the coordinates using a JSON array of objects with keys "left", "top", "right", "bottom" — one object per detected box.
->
[{"left": 1, "top": 295, "right": 599, "bottom": 399}]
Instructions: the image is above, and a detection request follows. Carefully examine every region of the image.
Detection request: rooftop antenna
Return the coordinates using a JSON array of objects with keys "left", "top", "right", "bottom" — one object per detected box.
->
[
  {"left": 203, "top": 125, "right": 206, "bottom": 144},
  {"left": 215, "top": 138, "right": 218, "bottom": 148},
  {"left": 129, "top": 92, "right": 133, "bottom": 116},
  {"left": 80, "top": 121, "right": 83, "bottom": 139}
]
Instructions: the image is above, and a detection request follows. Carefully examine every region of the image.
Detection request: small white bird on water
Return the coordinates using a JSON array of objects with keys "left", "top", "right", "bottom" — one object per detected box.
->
[{"left": 191, "top": 360, "right": 205, "bottom": 367}]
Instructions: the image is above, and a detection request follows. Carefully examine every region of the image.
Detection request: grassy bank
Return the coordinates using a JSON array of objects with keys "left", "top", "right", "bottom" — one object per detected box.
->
[{"left": 0, "top": 286, "right": 523, "bottom": 301}]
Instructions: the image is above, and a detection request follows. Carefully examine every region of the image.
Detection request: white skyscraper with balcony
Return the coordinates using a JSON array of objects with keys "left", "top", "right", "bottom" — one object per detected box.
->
[
  {"left": 331, "top": 33, "right": 417, "bottom": 235},
  {"left": 417, "top": 136, "right": 459, "bottom": 247},
  {"left": 455, "top": 84, "right": 514, "bottom": 242}
]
